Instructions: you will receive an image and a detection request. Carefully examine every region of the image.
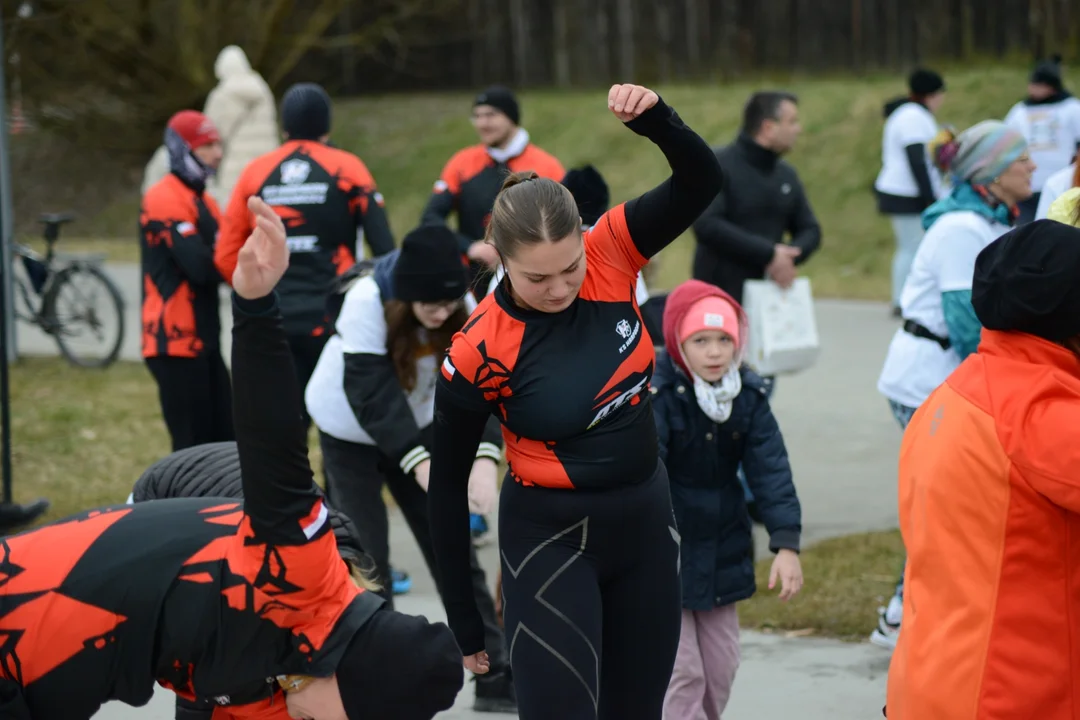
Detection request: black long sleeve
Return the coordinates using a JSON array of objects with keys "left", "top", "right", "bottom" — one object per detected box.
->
[
  {"left": 427, "top": 382, "right": 491, "bottom": 656},
  {"left": 420, "top": 190, "right": 455, "bottom": 228},
  {"left": 904, "top": 143, "right": 936, "bottom": 209},
  {"left": 168, "top": 225, "right": 221, "bottom": 286},
  {"left": 231, "top": 291, "right": 327, "bottom": 545},
  {"left": 786, "top": 175, "right": 823, "bottom": 264},
  {"left": 343, "top": 352, "right": 428, "bottom": 471},
  {"left": 622, "top": 98, "right": 725, "bottom": 259},
  {"left": 356, "top": 188, "right": 396, "bottom": 257}
]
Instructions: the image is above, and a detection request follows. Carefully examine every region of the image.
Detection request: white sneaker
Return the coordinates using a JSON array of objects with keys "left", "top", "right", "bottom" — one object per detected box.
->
[
  {"left": 884, "top": 594, "right": 903, "bottom": 626},
  {"left": 869, "top": 606, "right": 900, "bottom": 652}
]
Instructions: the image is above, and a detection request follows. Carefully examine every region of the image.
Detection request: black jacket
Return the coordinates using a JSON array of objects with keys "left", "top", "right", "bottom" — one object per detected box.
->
[
  {"left": 691, "top": 134, "right": 821, "bottom": 303},
  {"left": 652, "top": 351, "right": 801, "bottom": 610},
  {"left": 323, "top": 251, "right": 504, "bottom": 474}
]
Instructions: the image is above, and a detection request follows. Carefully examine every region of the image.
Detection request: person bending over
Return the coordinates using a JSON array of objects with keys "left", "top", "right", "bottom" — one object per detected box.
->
[{"left": 0, "top": 197, "right": 462, "bottom": 720}]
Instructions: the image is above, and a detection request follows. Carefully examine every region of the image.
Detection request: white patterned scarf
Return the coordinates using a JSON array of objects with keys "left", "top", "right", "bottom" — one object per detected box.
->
[{"left": 690, "top": 364, "right": 742, "bottom": 424}]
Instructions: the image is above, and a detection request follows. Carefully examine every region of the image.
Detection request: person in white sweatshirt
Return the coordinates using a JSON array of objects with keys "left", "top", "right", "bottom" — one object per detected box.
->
[
  {"left": 1035, "top": 162, "right": 1077, "bottom": 220},
  {"left": 1004, "top": 54, "right": 1080, "bottom": 225},
  {"left": 874, "top": 69, "right": 947, "bottom": 316}
]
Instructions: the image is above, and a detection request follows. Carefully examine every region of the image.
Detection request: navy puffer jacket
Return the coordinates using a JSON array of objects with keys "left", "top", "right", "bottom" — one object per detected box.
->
[{"left": 652, "top": 351, "right": 801, "bottom": 610}]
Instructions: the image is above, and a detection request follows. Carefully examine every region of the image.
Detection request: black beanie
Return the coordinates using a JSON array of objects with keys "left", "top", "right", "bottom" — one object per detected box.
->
[
  {"left": 908, "top": 68, "right": 945, "bottom": 96},
  {"left": 971, "top": 219, "right": 1080, "bottom": 343},
  {"left": 562, "top": 165, "right": 610, "bottom": 227},
  {"left": 473, "top": 85, "right": 520, "bottom": 125},
  {"left": 393, "top": 225, "right": 470, "bottom": 303},
  {"left": 1031, "top": 54, "right": 1064, "bottom": 92},
  {"left": 337, "top": 608, "right": 464, "bottom": 720},
  {"left": 281, "top": 82, "right": 332, "bottom": 140}
]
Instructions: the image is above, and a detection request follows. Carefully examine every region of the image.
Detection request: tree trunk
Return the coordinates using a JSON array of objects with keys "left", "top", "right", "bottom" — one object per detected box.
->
[
  {"left": 509, "top": 0, "right": 529, "bottom": 85},
  {"left": 553, "top": 0, "right": 571, "bottom": 87},
  {"left": 616, "top": 0, "right": 634, "bottom": 82}
]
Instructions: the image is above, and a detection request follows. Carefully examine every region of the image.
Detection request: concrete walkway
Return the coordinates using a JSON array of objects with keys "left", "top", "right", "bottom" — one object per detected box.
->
[
  {"left": 96, "top": 510, "right": 892, "bottom": 720},
  {"left": 38, "top": 263, "right": 901, "bottom": 719}
]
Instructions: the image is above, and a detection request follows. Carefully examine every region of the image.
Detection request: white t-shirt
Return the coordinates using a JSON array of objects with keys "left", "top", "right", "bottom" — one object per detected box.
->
[
  {"left": 487, "top": 262, "right": 651, "bottom": 305},
  {"left": 874, "top": 102, "right": 944, "bottom": 199},
  {"left": 1004, "top": 98, "right": 1080, "bottom": 192},
  {"left": 1035, "top": 163, "right": 1077, "bottom": 219},
  {"left": 877, "top": 211, "right": 1012, "bottom": 409},
  {"left": 305, "top": 274, "right": 477, "bottom": 445}
]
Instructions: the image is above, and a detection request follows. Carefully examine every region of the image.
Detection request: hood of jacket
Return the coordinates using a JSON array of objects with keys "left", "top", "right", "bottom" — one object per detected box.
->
[
  {"left": 212, "top": 45, "right": 268, "bottom": 103},
  {"left": 882, "top": 95, "right": 910, "bottom": 119},
  {"left": 215, "top": 45, "right": 252, "bottom": 80},
  {"left": 661, "top": 279, "right": 749, "bottom": 378}
]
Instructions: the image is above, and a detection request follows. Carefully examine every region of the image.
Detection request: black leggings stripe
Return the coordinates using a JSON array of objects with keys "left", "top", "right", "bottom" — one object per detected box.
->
[{"left": 499, "top": 463, "right": 682, "bottom": 720}]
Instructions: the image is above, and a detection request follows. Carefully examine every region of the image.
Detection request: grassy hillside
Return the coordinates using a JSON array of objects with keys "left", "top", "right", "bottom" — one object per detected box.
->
[{"left": 75, "top": 64, "right": 1031, "bottom": 300}]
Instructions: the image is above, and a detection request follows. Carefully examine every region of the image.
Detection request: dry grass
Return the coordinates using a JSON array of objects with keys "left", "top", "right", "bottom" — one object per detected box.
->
[
  {"left": 7, "top": 357, "right": 325, "bottom": 523},
  {"left": 738, "top": 529, "right": 905, "bottom": 640},
  {"left": 66, "top": 64, "right": 1030, "bottom": 299}
]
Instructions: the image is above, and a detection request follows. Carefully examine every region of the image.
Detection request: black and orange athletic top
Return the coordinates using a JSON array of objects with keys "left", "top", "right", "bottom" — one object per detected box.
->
[
  {"left": 215, "top": 140, "right": 395, "bottom": 337},
  {"left": 420, "top": 139, "right": 565, "bottom": 253},
  {"left": 428, "top": 97, "right": 725, "bottom": 655},
  {"left": 140, "top": 172, "right": 224, "bottom": 359},
  {"left": 0, "top": 293, "right": 382, "bottom": 720}
]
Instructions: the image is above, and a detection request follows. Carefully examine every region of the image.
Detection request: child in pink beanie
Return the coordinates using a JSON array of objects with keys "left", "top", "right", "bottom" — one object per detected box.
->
[{"left": 653, "top": 279, "right": 804, "bottom": 719}]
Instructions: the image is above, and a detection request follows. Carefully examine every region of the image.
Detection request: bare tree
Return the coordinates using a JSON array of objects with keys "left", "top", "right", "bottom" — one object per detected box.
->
[{"left": 7, "top": 0, "right": 452, "bottom": 156}]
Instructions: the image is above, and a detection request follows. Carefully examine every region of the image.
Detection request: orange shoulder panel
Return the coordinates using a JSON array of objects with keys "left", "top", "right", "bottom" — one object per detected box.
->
[
  {"left": 141, "top": 178, "right": 198, "bottom": 225},
  {"left": 580, "top": 203, "right": 646, "bottom": 303},
  {"left": 446, "top": 296, "right": 526, "bottom": 405},
  {"left": 511, "top": 145, "right": 565, "bottom": 180},
  {"left": 438, "top": 146, "right": 491, "bottom": 195}
]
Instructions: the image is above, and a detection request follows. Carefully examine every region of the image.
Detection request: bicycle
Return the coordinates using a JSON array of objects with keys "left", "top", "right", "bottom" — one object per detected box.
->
[{"left": 12, "top": 213, "right": 125, "bottom": 369}]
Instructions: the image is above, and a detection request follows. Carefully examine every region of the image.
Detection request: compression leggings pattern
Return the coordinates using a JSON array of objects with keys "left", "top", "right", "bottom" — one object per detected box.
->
[{"left": 498, "top": 464, "right": 682, "bottom": 720}]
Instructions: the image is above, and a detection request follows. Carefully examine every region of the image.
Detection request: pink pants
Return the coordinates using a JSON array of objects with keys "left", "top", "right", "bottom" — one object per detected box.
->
[{"left": 663, "top": 604, "right": 741, "bottom": 720}]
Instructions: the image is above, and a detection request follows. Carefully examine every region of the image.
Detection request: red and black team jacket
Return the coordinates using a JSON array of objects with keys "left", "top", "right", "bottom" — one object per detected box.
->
[
  {"left": 215, "top": 140, "right": 395, "bottom": 338},
  {"left": 0, "top": 294, "right": 383, "bottom": 720},
  {"left": 420, "top": 142, "right": 565, "bottom": 253},
  {"left": 140, "top": 173, "right": 224, "bottom": 358}
]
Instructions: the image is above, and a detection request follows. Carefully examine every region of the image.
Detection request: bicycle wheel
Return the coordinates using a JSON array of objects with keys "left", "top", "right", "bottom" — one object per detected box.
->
[{"left": 43, "top": 263, "right": 126, "bottom": 369}]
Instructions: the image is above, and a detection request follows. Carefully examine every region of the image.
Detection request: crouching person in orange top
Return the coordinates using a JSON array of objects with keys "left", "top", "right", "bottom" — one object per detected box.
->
[
  {"left": 885, "top": 219, "right": 1080, "bottom": 720},
  {"left": 0, "top": 197, "right": 463, "bottom": 720}
]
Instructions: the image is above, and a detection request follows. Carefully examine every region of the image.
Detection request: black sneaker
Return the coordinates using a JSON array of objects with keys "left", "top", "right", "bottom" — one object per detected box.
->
[{"left": 473, "top": 668, "right": 517, "bottom": 714}]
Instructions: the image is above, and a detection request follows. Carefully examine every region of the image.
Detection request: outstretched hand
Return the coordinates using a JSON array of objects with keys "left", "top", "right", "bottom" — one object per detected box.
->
[
  {"left": 608, "top": 84, "right": 659, "bottom": 122},
  {"left": 232, "top": 196, "right": 289, "bottom": 300}
]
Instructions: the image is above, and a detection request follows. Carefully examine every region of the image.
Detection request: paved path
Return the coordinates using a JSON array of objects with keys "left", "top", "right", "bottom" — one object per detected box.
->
[
  {"left": 35, "top": 264, "right": 900, "bottom": 719},
  {"left": 96, "top": 512, "right": 892, "bottom": 720}
]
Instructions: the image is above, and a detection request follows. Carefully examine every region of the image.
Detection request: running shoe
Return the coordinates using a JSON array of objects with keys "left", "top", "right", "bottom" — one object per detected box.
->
[
  {"left": 869, "top": 603, "right": 901, "bottom": 652},
  {"left": 390, "top": 567, "right": 412, "bottom": 596},
  {"left": 470, "top": 513, "right": 493, "bottom": 547}
]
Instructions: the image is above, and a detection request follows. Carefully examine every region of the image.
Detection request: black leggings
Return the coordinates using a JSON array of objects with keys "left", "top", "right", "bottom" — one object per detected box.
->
[
  {"left": 499, "top": 462, "right": 682, "bottom": 719},
  {"left": 145, "top": 352, "right": 234, "bottom": 452}
]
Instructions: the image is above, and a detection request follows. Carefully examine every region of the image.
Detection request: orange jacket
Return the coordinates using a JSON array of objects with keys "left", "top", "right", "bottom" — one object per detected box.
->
[
  {"left": 886, "top": 329, "right": 1080, "bottom": 719},
  {"left": 139, "top": 173, "right": 224, "bottom": 358}
]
